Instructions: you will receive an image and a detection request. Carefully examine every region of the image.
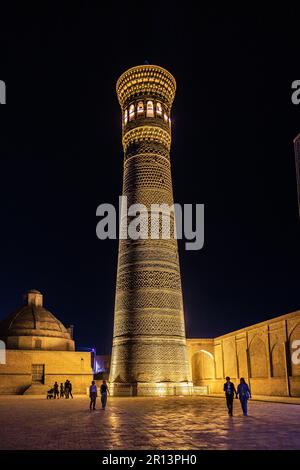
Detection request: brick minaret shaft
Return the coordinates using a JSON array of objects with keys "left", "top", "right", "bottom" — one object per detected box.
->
[{"left": 109, "top": 65, "right": 192, "bottom": 395}]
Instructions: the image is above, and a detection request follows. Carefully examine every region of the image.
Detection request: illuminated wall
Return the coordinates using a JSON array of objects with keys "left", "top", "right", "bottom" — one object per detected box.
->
[
  {"left": 186, "top": 310, "right": 300, "bottom": 397},
  {"left": 0, "top": 350, "right": 93, "bottom": 394}
]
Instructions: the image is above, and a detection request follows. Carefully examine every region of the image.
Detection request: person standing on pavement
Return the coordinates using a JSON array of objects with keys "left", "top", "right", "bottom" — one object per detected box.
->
[
  {"left": 53, "top": 381, "right": 59, "bottom": 399},
  {"left": 223, "top": 376, "right": 237, "bottom": 416},
  {"left": 60, "top": 383, "right": 64, "bottom": 398},
  {"left": 100, "top": 380, "right": 109, "bottom": 410},
  {"left": 237, "top": 377, "right": 251, "bottom": 416},
  {"left": 64, "top": 379, "right": 70, "bottom": 399},
  {"left": 89, "top": 380, "right": 97, "bottom": 411}
]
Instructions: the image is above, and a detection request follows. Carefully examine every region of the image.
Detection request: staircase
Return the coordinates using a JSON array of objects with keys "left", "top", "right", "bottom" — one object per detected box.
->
[{"left": 23, "top": 383, "right": 49, "bottom": 395}]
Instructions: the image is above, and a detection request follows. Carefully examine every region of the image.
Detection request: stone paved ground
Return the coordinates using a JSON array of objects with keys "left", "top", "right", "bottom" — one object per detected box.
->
[{"left": 0, "top": 396, "right": 299, "bottom": 450}]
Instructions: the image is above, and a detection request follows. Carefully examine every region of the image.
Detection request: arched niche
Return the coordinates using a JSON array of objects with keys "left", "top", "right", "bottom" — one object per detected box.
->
[{"left": 249, "top": 336, "right": 268, "bottom": 378}]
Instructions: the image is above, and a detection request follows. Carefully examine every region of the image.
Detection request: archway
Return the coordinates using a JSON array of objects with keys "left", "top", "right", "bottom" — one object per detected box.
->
[{"left": 191, "top": 349, "right": 215, "bottom": 385}]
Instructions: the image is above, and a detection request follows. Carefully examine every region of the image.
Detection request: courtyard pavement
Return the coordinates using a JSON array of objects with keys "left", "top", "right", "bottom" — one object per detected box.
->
[{"left": 0, "top": 395, "right": 299, "bottom": 450}]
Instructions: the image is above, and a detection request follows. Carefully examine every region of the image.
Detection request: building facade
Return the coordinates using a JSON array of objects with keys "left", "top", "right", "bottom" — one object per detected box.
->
[
  {"left": 109, "top": 65, "right": 192, "bottom": 396},
  {"left": 187, "top": 310, "right": 300, "bottom": 397},
  {"left": 0, "top": 290, "right": 93, "bottom": 394},
  {"left": 101, "top": 310, "right": 300, "bottom": 398}
]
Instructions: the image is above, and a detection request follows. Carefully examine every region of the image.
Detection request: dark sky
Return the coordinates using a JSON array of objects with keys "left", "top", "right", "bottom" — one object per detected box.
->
[{"left": 0, "top": 5, "right": 299, "bottom": 353}]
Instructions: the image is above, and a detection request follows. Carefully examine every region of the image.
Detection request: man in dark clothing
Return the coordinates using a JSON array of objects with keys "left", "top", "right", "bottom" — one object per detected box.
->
[
  {"left": 53, "top": 382, "right": 59, "bottom": 399},
  {"left": 223, "top": 376, "right": 237, "bottom": 416},
  {"left": 100, "top": 380, "right": 109, "bottom": 410},
  {"left": 64, "top": 380, "right": 70, "bottom": 399},
  {"left": 60, "top": 383, "right": 64, "bottom": 398}
]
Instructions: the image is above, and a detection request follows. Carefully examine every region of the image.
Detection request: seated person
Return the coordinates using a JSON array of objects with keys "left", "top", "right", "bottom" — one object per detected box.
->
[{"left": 47, "top": 388, "right": 54, "bottom": 399}]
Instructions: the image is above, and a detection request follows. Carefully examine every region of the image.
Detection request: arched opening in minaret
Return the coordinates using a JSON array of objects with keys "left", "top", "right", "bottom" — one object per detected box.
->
[
  {"left": 129, "top": 104, "right": 135, "bottom": 121},
  {"left": 146, "top": 100, "right": 154, "bottom": 117},
  {"left": 137, "top": 101, "right": 144, "bottom": 116},
  {"left": 156, "top": 102, "right": 162, "bottom": 116}
]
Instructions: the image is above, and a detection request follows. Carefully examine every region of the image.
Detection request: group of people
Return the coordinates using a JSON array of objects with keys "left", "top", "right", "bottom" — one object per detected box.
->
[
  {"left": 46, "top": 378, "right": 109, "bottom": 409},
  {"left": 47, "top": 376, "right": 249, "bottom": 415},
  {"left": 88, "top": 377, "right": 250, "bottom": 415},
  {"left": 89, "top": 380, "right": 109, "bottom": 411},
  {"left": 47, "top": 380, "right": 73, "bottom": 399},
  {"left": 224, "top": 376, "right": 251, "bottom": 416}
]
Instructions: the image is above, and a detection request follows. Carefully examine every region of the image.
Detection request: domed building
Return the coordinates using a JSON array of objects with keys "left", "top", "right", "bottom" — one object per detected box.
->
[
  {"left": 0, "top": 290, "right": 75, "bottom": 351},
  {"left": 0, "top": 290, "right": 93, "bottom": 395}
]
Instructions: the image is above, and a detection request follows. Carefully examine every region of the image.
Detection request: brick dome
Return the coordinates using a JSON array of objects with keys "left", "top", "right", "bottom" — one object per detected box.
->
[{"left": 0, "top": 290, "right": 74, "bottom": 351}]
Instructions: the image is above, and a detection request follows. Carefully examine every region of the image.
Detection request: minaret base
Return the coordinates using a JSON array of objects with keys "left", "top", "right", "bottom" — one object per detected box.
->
[{"left": 109, "top": 381, "right": 194, "bottom": 397}]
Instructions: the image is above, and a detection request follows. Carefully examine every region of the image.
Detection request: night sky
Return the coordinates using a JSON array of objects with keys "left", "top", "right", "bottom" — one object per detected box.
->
[{"left": 0, "top": 5, "right": 299, "bottom": 354}]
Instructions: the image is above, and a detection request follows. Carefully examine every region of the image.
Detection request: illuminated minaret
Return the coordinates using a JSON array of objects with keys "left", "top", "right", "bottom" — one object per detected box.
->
[{"left": 109, "top": 65, "right": 192, "bottom": 396}]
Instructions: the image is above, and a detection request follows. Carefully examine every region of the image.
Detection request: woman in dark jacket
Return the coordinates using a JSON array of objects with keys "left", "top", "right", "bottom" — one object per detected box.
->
[{"left": 237, "top": 378, "right": 251, "bottom": 416}]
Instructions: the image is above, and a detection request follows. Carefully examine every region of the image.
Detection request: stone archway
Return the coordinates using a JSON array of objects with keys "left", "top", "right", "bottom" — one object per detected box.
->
[{"left": 191, "top": 349, "right": 215, "bottom": 385}]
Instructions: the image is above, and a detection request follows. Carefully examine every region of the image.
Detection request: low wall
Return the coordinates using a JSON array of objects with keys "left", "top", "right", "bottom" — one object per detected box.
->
[
  {"left": 109, "top": 382, "right": 194, "bottom": 397},
  {"left": 196, "top": 377, "right": 300, "bottom": 397}
]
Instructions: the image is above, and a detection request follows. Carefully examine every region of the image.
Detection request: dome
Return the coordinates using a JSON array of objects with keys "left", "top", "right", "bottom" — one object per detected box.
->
[{"left": 0, "top": 290, "right": 75, "bottom": 351}]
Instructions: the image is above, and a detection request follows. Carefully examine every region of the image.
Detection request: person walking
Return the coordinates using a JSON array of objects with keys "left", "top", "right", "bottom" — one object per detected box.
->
[
  {"left": 237, "top": 377, "right": 251, "bottom": 416},
  {"left": 64, "top": 379, "right": 70, "bottom": 399},
  {"left": 68, "top": 380, "right": 73, "bottom": 399},
  {"left": 223, "top": 376, "right": 237, "bottom": 416},
  {"left": 100, "top": 380, "right": 109, "bottom": 410},
  {"left": 89, "top": 380, "right": 97, "bottom": 411},
  {"left": 60, "top": 383, "right": 64, "bottom": 398},
  {"left": 53, "top": 381, "right": 59, "bottom": 399}
]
